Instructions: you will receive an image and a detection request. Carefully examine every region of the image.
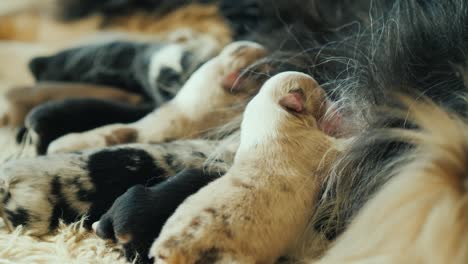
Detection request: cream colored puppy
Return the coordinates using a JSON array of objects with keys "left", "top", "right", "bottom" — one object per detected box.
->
[
  {"left": 150, "top": 71, "right": 339, "bottom": 264},
  {"left": 47, "top": 41, "right": 267, "bottom": 153}
]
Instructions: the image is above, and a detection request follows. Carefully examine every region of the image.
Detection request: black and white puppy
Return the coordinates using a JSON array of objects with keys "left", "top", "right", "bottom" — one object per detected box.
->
[
  {"left": 23, "top": 38, "right": 220, "bottom": 152},
  {"left": 29, "top": 39, "right": 217, "bottom": 104}
]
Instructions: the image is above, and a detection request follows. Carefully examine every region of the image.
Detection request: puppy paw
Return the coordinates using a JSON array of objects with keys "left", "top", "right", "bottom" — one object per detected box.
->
[
  {"left": 47, "top": 133, "right": 108, "bottom": 153},
  {"left": 94, "top": 185, "right": 163, "bottom": 263},
  {"left": 149, "top": 203, "right": 247, "bottom": 264},
  {"left": 47, "top": 126, "right": 137, "bottom": 153}
]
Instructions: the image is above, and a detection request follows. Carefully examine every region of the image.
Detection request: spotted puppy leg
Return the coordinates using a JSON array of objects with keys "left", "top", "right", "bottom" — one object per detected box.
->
[
  {"left": 150, "top": 72, "right": 339, "bottom": 263},
  {"left": 47, "top": 41, "right": 267, "bottom": 154},
  {"left": 0, "top": 139, "right": 226, "bottom": 235}
]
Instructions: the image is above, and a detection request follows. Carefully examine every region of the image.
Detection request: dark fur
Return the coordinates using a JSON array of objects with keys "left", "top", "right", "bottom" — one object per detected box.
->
[
  {"left": 96, "top": 168, "right": 221, "bottom": 263},
  {"left": 308, "top": 0, "right": 468, "bottom": 240},
  {"left": 29, "top": 41, "right": 192, "bottom": 103},
  {"left": 23, "top": 98, "right": 154, "bottom": 154}
]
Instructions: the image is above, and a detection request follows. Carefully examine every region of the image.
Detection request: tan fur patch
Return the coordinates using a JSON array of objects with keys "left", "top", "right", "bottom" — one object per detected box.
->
[
  {"left": 2, "top": 82, "right": 143, "bottom": 127},
  {"left": 104, "top": 128, "right": 138, "bottom": 146}
]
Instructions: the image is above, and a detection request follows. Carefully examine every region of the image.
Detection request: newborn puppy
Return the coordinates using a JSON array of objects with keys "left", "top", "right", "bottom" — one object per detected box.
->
[
  {"left": 29, "top": 39, "right": 218, "bottom": 104},
  {"left": 94, "top": 168, "right": 222, "bottom": 263},
  {"left": 150, "top": 72, "right": 340, "bottom": 264},
  {"left": 47, "top": 41, "right": 267, "bottom": 154}
]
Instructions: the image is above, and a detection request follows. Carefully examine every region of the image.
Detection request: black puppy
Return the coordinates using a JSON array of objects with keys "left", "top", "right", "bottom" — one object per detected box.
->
[
  {"left": 95, "top": 168, "right": 221, "bottom": 263},
  {"left": 29, "top": 41, "right": 191, "bottom": 104},
  {"left": 22, "top": 98, "right": 153, "bottom": 154}
]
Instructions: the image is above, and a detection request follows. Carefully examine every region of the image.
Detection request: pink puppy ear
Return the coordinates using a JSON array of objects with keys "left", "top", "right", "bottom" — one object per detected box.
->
[
  {"left": 222, "top": 70, "right": 243, "bottom": 92},
  {"left": 279, "top": 91, "right": 304, "bottom": 113}
]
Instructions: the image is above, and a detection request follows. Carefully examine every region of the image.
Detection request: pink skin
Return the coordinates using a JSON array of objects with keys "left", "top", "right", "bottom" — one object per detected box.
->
[
  {"left": 279, "top": 91, "right": 305, "bottom": 113},
  {"left": 221, "top": 70, "right": 247, "bottom": 93},
  {"left": 319, "top": 101, "right": 344, "bottom": 137}
]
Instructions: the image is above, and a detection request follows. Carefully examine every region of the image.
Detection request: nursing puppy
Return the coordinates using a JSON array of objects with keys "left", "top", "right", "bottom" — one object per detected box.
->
[
  {"left": 47, "top": 41, "right": 267, "bottom": 153},
  {"left": 150, "top": 72, "right": 340, "bottom": 264},
  {"left": 1, "top": 82, "right": 143, "bottom": 128},
  {"left": 314, "top": 101, "right": 468, "bottom": 264},
  {"left": 29, "top": 39, "right": 218, "bottom": 104}
]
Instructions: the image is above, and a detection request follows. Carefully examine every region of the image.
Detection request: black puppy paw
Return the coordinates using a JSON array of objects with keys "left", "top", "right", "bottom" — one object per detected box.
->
[
  {"left": 94, "top": 168, "right": 220, "bottom": 263},
  {"left": 95, "top": 185, "right": 161, "bottom": 263}
]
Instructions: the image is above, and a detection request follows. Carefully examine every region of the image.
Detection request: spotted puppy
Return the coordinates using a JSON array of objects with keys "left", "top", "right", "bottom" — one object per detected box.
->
[
  {"left": 0, "top": 138, "right": 235, "bottom": 236},
  {"left": 149, "top": 72, "right": 340, "bottom": 263},
  {"left": 47, "top": 41, "right": 267, "bottom": 154}
]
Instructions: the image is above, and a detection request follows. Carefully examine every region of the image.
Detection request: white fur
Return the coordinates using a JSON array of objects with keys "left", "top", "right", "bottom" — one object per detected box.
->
[
  {"left": 238, "top": 71, "right": 314, "bottom": 153},
  {"left": 148, "top": 44, "right": 185, "bottom": 91}
]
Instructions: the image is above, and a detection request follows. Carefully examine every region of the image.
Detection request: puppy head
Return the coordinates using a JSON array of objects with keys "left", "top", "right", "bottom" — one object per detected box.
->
[
  {"left": 218, "top": 41, "right": 268, "bottom": 94},
  {"left": 239, "top": 71, "right": 326, "bottom": 150},
  {"left": 172, "top": 41, "right": 267, "bottom": 117},
  {"left": 247, "top": 71, "right": 325, "bottom": 122},
  {"left": 148, "top": 44, "right": 195, "bottom": 102}
]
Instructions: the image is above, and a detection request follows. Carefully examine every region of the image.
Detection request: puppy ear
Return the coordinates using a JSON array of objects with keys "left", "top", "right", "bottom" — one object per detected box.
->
[
  {"left": 222, "top": 70, "right": 244, "bottom": 93},
  {"left": 279, "top": 90, "right": 305, "bottom": 113}
]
